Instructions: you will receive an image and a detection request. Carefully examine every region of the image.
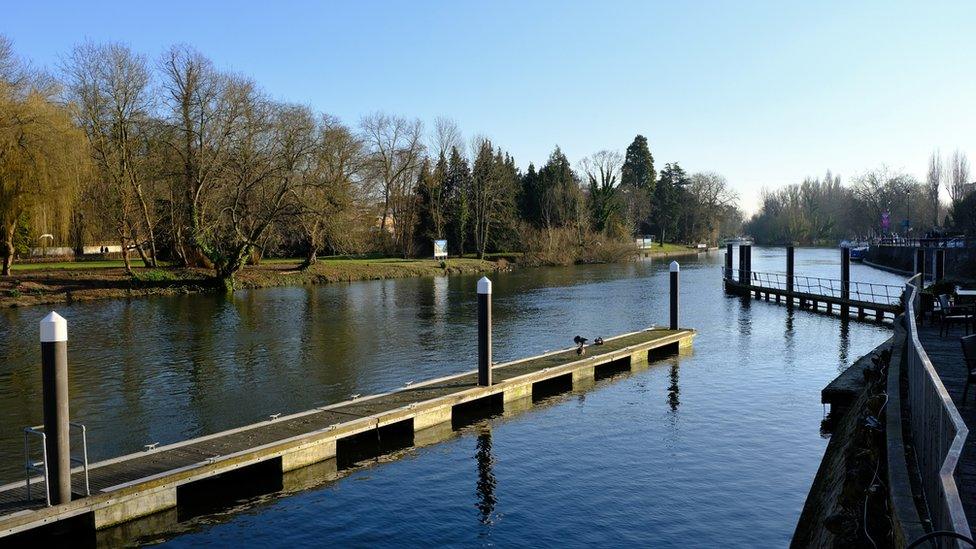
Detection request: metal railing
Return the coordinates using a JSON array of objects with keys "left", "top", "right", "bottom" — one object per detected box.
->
[
  {"left": 23, "top": 422, "right": 91, "bottom": 506},
  {"left": 902, "top": 275, "right": 971, "bottom": 541},
  {"left": 723, "top": 268, "right": 902, "bottom": 307},
  {"left": 875, "top": 236, "right": 975, "bottom": 249}
]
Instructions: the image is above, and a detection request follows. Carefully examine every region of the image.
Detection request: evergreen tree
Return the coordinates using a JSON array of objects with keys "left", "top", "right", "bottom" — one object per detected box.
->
[
  {"left": 443, "top": 146, "right": 471, "bottom": 255},
  {"left": 652, "top": 162, "right": 689, "bottom": 244},
  {"left": 621, "top": 135, "right": 656, "bottom": 234},
  {"left": 413, "top": 158, "right": 443, "bottom": 255},
  {"left": 536, "top": 146, "right": 579, "bottom": 229},
  {"left": 518, "top": 163, "right": 540, "bottom": 224}
]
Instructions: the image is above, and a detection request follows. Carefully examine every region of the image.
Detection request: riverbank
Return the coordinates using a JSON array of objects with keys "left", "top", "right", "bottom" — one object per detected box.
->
[
  {"left": 0, "top": 258, "right": 499, "bottom": 309},
  {"left": 0, "top": 245, "right": 715, "bottom": 309}
]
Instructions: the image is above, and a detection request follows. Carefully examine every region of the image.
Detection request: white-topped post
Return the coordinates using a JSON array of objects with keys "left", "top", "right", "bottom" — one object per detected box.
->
[
  {"left": 669, "top": 261, "right": 680, "bottom": 330},
  {"left": 477, "top": 277, "right": 492, "bottom": 386},
  {"left": 39, "top": 311, "right": 71, "bottom": 504}
]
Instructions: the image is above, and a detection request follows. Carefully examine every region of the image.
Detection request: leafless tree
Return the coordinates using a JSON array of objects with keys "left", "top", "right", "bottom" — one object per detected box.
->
[
  {"left": 63, "top": 41, "right": 160, "bottom": 270},
  {"left": 292, "top": 114, "right": 363, "bottom": 267},
  {"left": 431, "top": 116, "right": 463, "bottom": 158},
  {"left": 947, "top": 149, "right": 971, "bottom": 202},
  {"left": 927, "top": 150, "right": 943, "bottom": 227},
  {"left": 686, "top": 172, "right": 738, "bottom": 243},
  {"left": 359, "top": 112, "right": 424, "bottom": 249},
  {"left": 159, "top": 45, "right": 240, "bottom": 269}
]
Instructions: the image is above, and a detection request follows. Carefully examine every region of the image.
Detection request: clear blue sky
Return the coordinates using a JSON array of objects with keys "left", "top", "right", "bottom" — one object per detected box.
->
[{"left": 5, "top": 1, "right": 975, "bottom": 213}]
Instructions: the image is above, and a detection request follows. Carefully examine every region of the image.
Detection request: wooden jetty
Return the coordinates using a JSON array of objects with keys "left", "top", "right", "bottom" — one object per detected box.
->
[
  {"left": 0, "top": 327, "right": 694, "bottom": 541},
  {"left": 724, "top": 274, "right": 901, "bottom": 321},
  {"left": 722, "top": 244, "right": 902, "bottom": 322}
]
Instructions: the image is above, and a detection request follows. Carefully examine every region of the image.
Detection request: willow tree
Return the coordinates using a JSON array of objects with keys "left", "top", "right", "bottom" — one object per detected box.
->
[{"left": 1, "top": 39, "right": 89, "bottom": 275}]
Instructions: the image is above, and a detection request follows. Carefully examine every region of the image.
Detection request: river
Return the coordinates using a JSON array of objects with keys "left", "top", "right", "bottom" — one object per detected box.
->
[{"left": 0, "top": 247, "right": 905, "bottom": 546}]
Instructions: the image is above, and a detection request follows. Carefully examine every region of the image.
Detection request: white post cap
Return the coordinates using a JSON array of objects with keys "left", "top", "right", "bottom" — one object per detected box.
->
[
  {"left": 477, "top": 276, "right": 492, "bottom": 294},
  {"left": 669, "top": 261, "right": 680, "bottom": 273},
  {"left": 40, "top": 311, "right": 68, "bottom": 343}
]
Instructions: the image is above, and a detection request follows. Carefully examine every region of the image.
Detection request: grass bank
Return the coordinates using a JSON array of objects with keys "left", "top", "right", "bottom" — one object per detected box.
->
[
  {"left": 0, "top": 258, "right": 499, "bottom": 309},
  {"left": 0, "top": 242, "right": 712, "bottom": 309}
]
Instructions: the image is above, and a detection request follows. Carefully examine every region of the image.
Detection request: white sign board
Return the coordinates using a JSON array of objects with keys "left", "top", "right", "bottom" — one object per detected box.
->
[{"left": 433, "top": 239, "right": 448, "bottom": 259}]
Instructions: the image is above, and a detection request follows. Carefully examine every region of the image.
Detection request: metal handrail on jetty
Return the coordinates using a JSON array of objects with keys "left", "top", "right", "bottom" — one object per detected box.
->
[
  {"left": 901, "top": 275, "right": 971, "bottom": 540},
  {"left": 724, "top": 268, "right": 903, "bottom": 307}
]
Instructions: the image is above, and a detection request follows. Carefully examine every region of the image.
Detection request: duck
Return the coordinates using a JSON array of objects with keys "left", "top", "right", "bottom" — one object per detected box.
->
[
  {"left": 573, "top": 335, "right": 588, "bottom": 346},
  {"left": 594, "top": 337, "right": 604, "bottom": 345}
]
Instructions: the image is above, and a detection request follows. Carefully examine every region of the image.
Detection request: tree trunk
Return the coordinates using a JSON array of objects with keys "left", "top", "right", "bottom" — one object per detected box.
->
[
  {"left": 1, "top": 223, "right": 14, "bottom": 276},
  {"left": 120, "top": 236, "right": 133, "bottom": 276},
  {"left": 133, "top": 184, "right": 158, "bottom": 267}
]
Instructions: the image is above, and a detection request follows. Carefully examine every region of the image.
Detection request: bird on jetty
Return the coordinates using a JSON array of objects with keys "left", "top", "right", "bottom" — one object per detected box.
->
[
  {"left": 594, "top": 337, "right": 604, "bottom": 345},
  {"left": 574, "top": 335, "right": 588, "bottom": 355}
]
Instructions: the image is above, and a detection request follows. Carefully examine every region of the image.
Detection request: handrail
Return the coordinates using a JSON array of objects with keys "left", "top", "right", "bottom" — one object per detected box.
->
[
  {"left": 722, "top": 267, "right": 903, "bottom": 307},
  {"left": 902, "top": 274, "right": 971, "bottom": 542}
]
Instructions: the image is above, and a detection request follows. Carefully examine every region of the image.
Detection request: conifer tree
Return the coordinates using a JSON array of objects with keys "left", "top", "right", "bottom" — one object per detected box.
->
[{"left": 443, "top": 146, "right": 471, "bottom": 255}]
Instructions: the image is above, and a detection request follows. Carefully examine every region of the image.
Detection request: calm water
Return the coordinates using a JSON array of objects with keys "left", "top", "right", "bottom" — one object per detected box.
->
[{"left": 0, "top": 248, "right": 904, "bottom": 546}]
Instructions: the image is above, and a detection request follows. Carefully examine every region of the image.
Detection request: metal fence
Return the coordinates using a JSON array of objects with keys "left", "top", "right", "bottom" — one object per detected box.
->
[
  {"left": 723, "top": 268, "right": 903, "bottom": 307},
  {"left": 902, "top": 275, "right": 971, "bottom": 541},
  {"left": 876, "top": 236, "right": 975, "bottom": 249}
]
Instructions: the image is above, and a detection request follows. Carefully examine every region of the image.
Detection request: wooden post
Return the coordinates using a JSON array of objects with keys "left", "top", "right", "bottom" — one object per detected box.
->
[
  {"left": 40, "top": 312, "right": 71, "bottom": 505},
  {"left": 738, "top": 244, "right": 747, "bottom": 285},
  {"left": 841, "top": 247, "right": 850, "bottom": 320},
  {"left": 786, "top": 245, "right": 794, "bottom": 295},
  {"left": 670, "top": 261, "right": 680, "bottom": 330},
  {"left": 477, "top": 277, "right": 492, "bottom": 387},
  {"left": 725, "top": 243, "right": 733, "bottom": 280},
  {"left": 935, "top": 249, "right": 945, "bottom": 282}
]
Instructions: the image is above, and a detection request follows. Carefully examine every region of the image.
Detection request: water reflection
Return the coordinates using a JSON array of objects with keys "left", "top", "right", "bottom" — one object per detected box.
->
[
  {"left": 667, "top": 362, "right": 680, "bottom": 413},
  {"left": 474, "top": 426, "right": 497, "bottom": 526},
  {"left": 838, "top": 319, "right": 851, "bottom": 371}
]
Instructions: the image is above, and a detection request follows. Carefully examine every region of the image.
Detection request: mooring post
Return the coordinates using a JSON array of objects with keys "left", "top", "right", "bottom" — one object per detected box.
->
[
  {"left": 914, "top": 248, "right": 926, "bottom": 283},
  {"left": 670, "top": 261, "right": 680, "bottom": 330},
  {"left": 738, "top": 244, "right": 747, "bottom": 285},
  {"left": 725, "top": 243, "right": 733, "bottom": 280},
  {"left": 840, "top": 247, "right": 850, "bottom": 320},
  {"left": 935, "top": 249, "right": 945, "bottom": 282},
  {"left": 40, "top": 312, "right": 71, "bottom": 504},
  {"left": 786, "top": 245, "right": 795, "bottom": 294},
  {"left": 477, "top": 277, "right": 492, "bottom": 386}
]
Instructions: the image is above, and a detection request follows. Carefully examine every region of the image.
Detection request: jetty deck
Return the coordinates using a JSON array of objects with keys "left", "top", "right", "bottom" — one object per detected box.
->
[
  {"left": 917, "top": 325, "right": 976, "bottom": 528},
  {"left": 723, "top": 273, "right": 901, "bottom": 322},
  {"left": 0, "top": 327, "right": 694, "bottom": 540}
]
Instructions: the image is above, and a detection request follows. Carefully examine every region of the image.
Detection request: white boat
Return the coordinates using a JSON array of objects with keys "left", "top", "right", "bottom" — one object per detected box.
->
[{"left": 722, "top": 237, "right": 753, "bottom": 246}]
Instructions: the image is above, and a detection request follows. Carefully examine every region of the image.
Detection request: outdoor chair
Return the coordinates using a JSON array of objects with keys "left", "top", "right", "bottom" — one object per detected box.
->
[
  {"left": 962, "top": 335, "right": 976, "bottom": 404},
  {"left": 938, "top": 294, "right": 974, "bottom": 337}
]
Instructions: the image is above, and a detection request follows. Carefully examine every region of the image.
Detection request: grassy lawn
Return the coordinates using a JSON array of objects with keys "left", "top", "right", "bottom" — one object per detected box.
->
[
  {"left": 10, "top": 260, "right": 153, "bottom": 271},
  {"left": 645, "top": 242, "right": 693, "bottom": 254}
]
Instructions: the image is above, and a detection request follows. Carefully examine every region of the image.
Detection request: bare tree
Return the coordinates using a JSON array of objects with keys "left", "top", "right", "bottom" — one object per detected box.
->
[
  {"left": 686, "top": 172, "right": 739, "bottom": 243},
  {"left": 947, "top": 149, "right": 971, "bottom": 202},
  {"left": 159, "top": 45, "right": 239, "bottom": 268},
  {"left": 359, "top": 112, "right": 424, "bottom": 248},
  {"left": 431, "top": 116, "right": 463, "bottom": 158},
  {"left": 292, "top": 114, "right": 363, "bottom": 267},
  {"left": 63, "top": 41, "right": 160, "bottom": 270},
  {"left": 927, "top": 150, "right": 943, "bottom": 227}
]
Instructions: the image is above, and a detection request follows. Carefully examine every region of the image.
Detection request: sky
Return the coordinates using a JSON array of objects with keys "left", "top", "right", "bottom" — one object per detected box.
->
[{"left": 4, "top": 1, "right": 975, "bottom": 214}]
